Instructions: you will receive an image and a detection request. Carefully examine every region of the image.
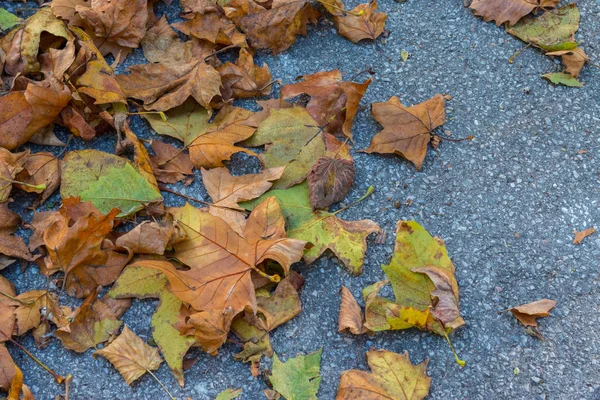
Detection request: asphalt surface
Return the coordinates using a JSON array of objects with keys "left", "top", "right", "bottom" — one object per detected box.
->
[{"left": 2, "top": 0, "right": 600, "bottom": 399}]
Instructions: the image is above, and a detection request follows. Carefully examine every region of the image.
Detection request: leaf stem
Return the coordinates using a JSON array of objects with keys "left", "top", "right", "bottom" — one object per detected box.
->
[
  {"left": 129, "top": 111, "right": 167, "bottom": 122},
  {"left": 508, "top": 43, "right": 532, "bottom": 64},
  {"left": 9, "top": 338, "right": 66, "bottom": 383},
  {"left": 146, "top": 369, "right": 175, "bottom": 400},
  {"left": 332, "top": 186, "right": 374, "bottom": 216},
  {"left": 0, "top": 290, "right": 34, "bottom": 305},
  {"left": 0, "top": 177, "right": 46, "bottom": 191},
  {"left": 442, "top": 331, "right": 466, "bottom": 367}
]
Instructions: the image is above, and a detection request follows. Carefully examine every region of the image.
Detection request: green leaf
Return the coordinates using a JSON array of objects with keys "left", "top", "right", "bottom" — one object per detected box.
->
[
  {"left": 244, "top": 107, "right": 326, "bottom": 189},
  {"left": 542, "top": 72, "right": 583, "bottom": 87},
  {"left": 215, "top": 388, "right": 242, "bottom": 400},
  {"left": 401, "top": 50, "right": 409, "bottom": 62},
  {"left": 241, "top": 183, "right": 380, "bottom": 275},
  {"left": 0, "top": 8, "right": 20, "bottom": 30},
  {"left": 270, "top": 348, "right": 322, "bottom": 400},
  {"left": 109, "top": 265, "right": 195, "bottom": 386},
  {"left": 507, "top": 4, "right": 580, "bottom": 52},
  {"left": 61, "top": 149, "right": 163, "bottom": 217},
  {"left": 145, "top": 99, "right": 210, "bottom": 147}
]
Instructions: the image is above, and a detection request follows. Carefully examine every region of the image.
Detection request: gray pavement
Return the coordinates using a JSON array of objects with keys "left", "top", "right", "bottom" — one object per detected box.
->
[{"left": 2, "top": 0, "right": 600, "bottom": 399}]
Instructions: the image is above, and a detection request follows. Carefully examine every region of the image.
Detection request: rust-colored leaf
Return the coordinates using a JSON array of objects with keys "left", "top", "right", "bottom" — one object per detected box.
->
[
  {"left": 307, "top": 156, "right": 355, "bottom": 210},
  {"left": 173, "top": 11, "right": 246, "bottom": 48},
  {"left": 334, "top": 0, "right": 387, "bottom": 43},
  {"left": 469, "top": 0, "right": 560, "bottom": 26},
  {"left": 219, "top": 48, "right": 272, "bottom": 99},
  {"left": 547, "top": 47, "right": 588, "bottom": 78},
  {"left": 338, "top": 286, "right": 366, "bottom": 335},
  {"left": 510, "top": 299, "right": 556, "bottom": 327}
]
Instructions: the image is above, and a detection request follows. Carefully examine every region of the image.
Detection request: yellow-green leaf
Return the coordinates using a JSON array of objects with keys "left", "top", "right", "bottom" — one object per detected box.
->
[
  {"left": 145, "top": 99, "right": 210, "bottom": 147},
  {"left": 270, "top": 348, "right": 322, "bottom": 400}
]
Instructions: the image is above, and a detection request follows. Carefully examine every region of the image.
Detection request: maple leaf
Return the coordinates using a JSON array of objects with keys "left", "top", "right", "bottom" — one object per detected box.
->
[
  {"left": 573, "top": 227, "right": 595, "bottom": 245},
  {"left": 0, "top": 203, "right": 34, "bottom": 263},
  {"left": 110, "top": 265, "right": 195, "bottom": 386},
  {"left": 188, "top": 104, "right": 259, "bottom": 169},
  {"left": 510, "top": 299, "right": 556, "bottom": 327},
  {"left": 223, "top": 0, "right": 319, "bottom": 54},
  {"left": 336, "top": 350, "right": 430, "bottom": 400},
  {"left": 131, "top": 198, "right": 306, "bottom": 314},
  {"left": 219, "top": 48, "right": 272, "bottom": 99},
  {"left": 244, "top": 107, "right": 325, "bottom": 189},
  {"left": 61, "top": 149, "right": 163, "bottom": 217},
  {"left": 176, "top": 306, "right": 235, "bottom": 356},
  {"left": 269, "top": 348, "right": 322, "bottom": 400},
  {"left": 55, "top": 290, "right": 123, "bottom": 352},
  {"left": 364, "top": 94, "right": 446, "bottom": 170},
  {"left": 363, "top": 221, "right": 464, "bottom": 335},
  {"left": 173, "top": 11, "right": 246, "bottom": 47},
  {"left": 334, "top": 0, "right": 387, "bottom": 43},
  {"left": 280, "top": 70, "right": 372, "bottom": 139},
  {"left": 149, "top": 140, "right": 195, "bottom": 185},
  {"left": 546, "top": 47, "right": 588, "bottom": 78},
  {"left": 94, "top": 326, "right": 162, "bottom": 385},
  {"left": 469, "top": 0, "right": 560, "bottom": 27},
  {"left": 116, "top": 60, "right": 222, "bottom": 112},
  {"left": 141, "top": 16, "right": 198, "bottom": 64},
  {"left": 0, "top": 276, "right": 17, "bottom": 342},
  {"left": 243, "top": 183, "right": 380, "bottom": 275},
  {"left": 307, "top": 156, "right": 355, "bottom": 210},
  {"left": 338, "top": 286, "right": 366, "bottom": 335}
]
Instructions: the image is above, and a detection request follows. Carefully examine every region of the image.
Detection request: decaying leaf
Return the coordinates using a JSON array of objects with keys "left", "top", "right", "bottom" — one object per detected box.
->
[
  {"left": 15, "top": 152, "right": 60, "bottom": 207},
  {"left": 338, "top": 286, "right": 366, "bottom": 335},
  {"left": 307, "top": 156, "right": 355, "bottom": 210},
  {"left": 94, "top": 326, "right": 162, "bottom": 385},
  {"left": 243, "top": 183, "right": 380, "bottom": 275},
  {"left": 173, "top": 11, "right": 246, "bottom": 48},
  {"left": 334, "top": 0, "right": 387, "bottom": 43},
  {"left": 270, "top": 348, "right": 322, "bottom": 400},
  {"left": 469, "top": 0, "right": 560, "bottom": 27},
  {"left": 510, "top": 299, "right": 556, "bottom": 327},
  {"left": 364, "top": 94, "right": 446, "bottom": 170},
  {"left": 218, "top": 48, "right": 272, "bottom": 99},
  {"left": 573, "top": 227, "right": 595, "bottom": 245},
  {"left": 336, "top": 350, "right": 430, "bottom": 400},
  {"left": 150, "top": 140, "right": 195, "bottom": 185}
]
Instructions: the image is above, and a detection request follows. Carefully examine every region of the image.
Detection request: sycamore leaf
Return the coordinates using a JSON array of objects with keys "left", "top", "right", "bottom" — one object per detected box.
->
[
  {"left": 189, "top": 104, "right": 258, "bottom": 169},
  {"left": 334, "top": 0, "right": 387, "bottom": 43},
  {"left": 573, "top": 227, "right": 595, "bottom": 245},
  {"left": 219, "top": 48, "right": 272, "bottom": 99},
  {"left": 0, "top": 9, "right": 20, "bottom": 31},
  {"left": 94, "top": 326, "right": 162, "bottom": 385},
  {"left": 0, "top": 203, "right": 34, "bottom": 263},
  {"left": 546, "top": 47, "right": 588, "bottom": 78},
  {"left": 223, "top": 0, "right": 319, "bottom": 54},
  {"left": 117, "top": 60, "right": 222, "bottom": 112},
  {"left": 243, "top": 183, "right": 380, "bottom": 275},
  {"left": 366, "top": 221, "right": 464, "bottom": 335},
  {"left": 244, "top": 107, "right": 325, "bottom": 189},
  {"left": 280, "top": 70, "right": 371, "bottom": 139},
  {"left": 307, "top": 157, "right": 355, "bottom": 210},
  {"left": 336, "top": 350, "right": 430, "bottom": 400},
  {"left": 0, "top": 276, "right": 17, "bottom": 342},
  {"left": 270, "top": 348, "right": 322, "bottom": 400},
  {"left": 542, "top": 72, "right": 583, "bottom": 88},
  {"left": 150, "top": 140, "right": 195, "bottom": 185},
  {"left": 469, "top": 0, "right": 560, "bottom": 27},
  {"left": 145, "top": 99, "right": 211, "bottom": 147},
  {"left": 506, "top": 4, "right": 580, "bottom": 52},
  {"left": 510, "top": 299, "right": 556, "bottom": 327},
  {"left": 216, "top": 388, "right": 243, "bottom": 400},
  {"left": 131, "top": 198, "right": 306, "bottom": 314},
  {"left": 61, "top": 149, "right": 163, "bottom": 217},
  {"left": 110, "top": 265, "right": 195, "bottom": 387},
  {"left": 338, "top": 286, "right": 366, "bottom": 335},
  {"left": 55, "top": 290, "right": 123, "bottom": 352},
  {"left": 173, "top": 11, "right": 246, "bottom": 47},
  {"left": 364, "top": 94, "right": 446, "bottom": 170}
]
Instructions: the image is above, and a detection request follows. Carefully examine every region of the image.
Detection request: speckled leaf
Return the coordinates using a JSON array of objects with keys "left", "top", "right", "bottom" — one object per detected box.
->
[
  {"left": 270, "top": 348, "right": 322, "bottom": 400},
  {"left": 109, "top": 265, "right": 195, "bottom": 386},
  {"left": 242, "top": 183, "right": 380, "bottom": 275},
  {"left": 61, "top": 150, "right": 163, "bottom": 217}
]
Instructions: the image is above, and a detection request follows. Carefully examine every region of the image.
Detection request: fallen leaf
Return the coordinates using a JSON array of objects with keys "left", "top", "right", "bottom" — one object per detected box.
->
[
  {"left": 546, "top": 47, "right": 588, "bottom": 78},
  {"left": 506, "top": 4, "right": 580, "bottom": 52},
  {"left": 115, "top": 219, "right": 175, "bottom": 255},
  {"left": 510, "top": 299, "right": 556, "bottom": 327},
  {"left": 334, "top": 0, "right": 387, "bottom": 43},
  {"left": 270, "top": 348, "right": 322, "bottom": 400},
  {"left": 0, "top": 9, "right": 20, "bottom": 31},
  {"left": 15, "top": 152, "right": 60, "bottom": 206},
  {"left": 542, "top": 72, "right": 583, "bottom": 87},
  {"left": 364, "top": 94, "right": 446, "bottom": 170},
  {"left": 280, "top": 69, "right": 371, "bottom": 138},
  {"left": 94, "top": 326, "right": 162, "bottom": 385},
  {"left": 307, "top": 156, "right": 355, "bottom": 210},
  {"left": 0, "top": 276, "right": 17, "bottom": 342},
  {"left": 61, "top": 149, "right": 163, "bottom": 216},
  {"left": 216, "top": 388, "right": 243, "bottom": 400},
  {"left": 13, "top": 290, "right": 58, "bottom": 336},
  {"left": 0, "top": 203, "right": 34, "bottom": 263},
  {"left": 243, "top": 183, "right": 380, "bottom": 275},
  {"left": 573, "top": 227, "right": 595, "bottom": 245},
  {"left": 177, "top": 307, "right": 235, "bottom": 356},
  {"left": 173, "top": 11, "right": 246, "bottom": 47},
  {"left": 336, "top": 349, "right": 430, "bottom": 400},
  {"left": 141, "top": 16, "right": 198, "bottom": 64},
  {"left": 469, "top": 0, "right": 559, "bottom": 27},
  {"left": 110, "top": 265, "right": 195, "bottom": 386},
  {"left": 131, "top": 198, "right": 306, "bottom": 314},
  {"left": 338, "top": 286, "right": 366, "bottom": 335},
  {"left": 218, "top": 48, "right": 272, "bottom": 99},
  {"left": 145, "top": 99, "right": 210, "bottom": 147},
  {"left": 244, "top": 107, "right": 325, "bottom": 189},
  {"left": 150, "top": 140, "right": 195, "bottom": 185},
  {"left": 224, "top": 0, "right": 319, "bottom": 54},
  {"left": 0, "top": 343, "right": 16, "bottom": 390}
]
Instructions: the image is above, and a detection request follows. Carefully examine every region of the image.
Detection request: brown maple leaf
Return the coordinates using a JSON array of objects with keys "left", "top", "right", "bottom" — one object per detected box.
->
[
  {"left": 307, "top": 156, "right": 355, "bottom": 210},
  {"left": 510, "top": 299, "right": 556, "bottom": 327},
  {"left": 280, "top": 69, "right": 371, "bottom": 138},
  {"left": 173, "top": 11, "right": 247, "bottom": 47},
  {"left": 115, "top": 218, "right": 176, "bottom": 255},
  {"left": 176, "top": 307, "right": 235, "bottom": 355},
  {"left": 364, "top": 94, "right": 446, "bottom": 170},
  {"left": 224, "top": 0, "right": 319, "bottom": 54},
  {"left": 150, "top": 140, "right": 195, "bottom": 184},
  {"left": 219, "top": 48, "right": 272, "bottom": 99},
  {"left": 334, "top": 0, "right": 387, "bottom": 43},
  {"left": 15, "top": 152, "right": 60, "bottom": 207},
  {"left": 469, "top": 0, "right": 560, "bottom": 27}
]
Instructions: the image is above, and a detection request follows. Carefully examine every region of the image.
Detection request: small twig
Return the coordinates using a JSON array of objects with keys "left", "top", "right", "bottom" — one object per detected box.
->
[
  {"left": 257, "top": 79, "right": 282, "bottom": 93},
  {"left": 0, "top": 290, "right": 34, "bottom": 305},
  {"left": 9, "top": 338, "right": 66, "bottom": 384},
  {"left": 349, "top": 68, "right": 375, "bottom": 82},
  {"left": 204, "top": 44, "right": 242, "bottom": 61},
  {"left": 508, "top": 43, "right": 532, "bottom": 64},
  {"left": 332, "top": 186, "right": 374, "bottom": 216},
  {"left": 435, "top": 134, "right": 474, "bottom": 143},
  {"left": 442, "top": 330, "right": 466, "bottom": 368}
]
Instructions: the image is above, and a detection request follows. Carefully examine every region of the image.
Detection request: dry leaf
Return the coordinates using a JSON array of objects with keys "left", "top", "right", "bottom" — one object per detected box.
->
[
  {"left": 469, "top": 0, "right": 560, "bottom": 26},
  {"left": 0, "top": 276, "right": 17, "bottom": 342},
  {"left": 307, "top": 156, "right": 355, "bottom": 210},
  {"left": 573, "top": 227, "right": 595, "bottom": 245},
  {"left": 338, "top": 286, "right": 366, "bottom": 335},
  {"left": 150, "top": 140, "right": 195, "bottom": 184},
  {"left": 364, "top": 94, "right": 446, "bottom": 170},
  {"left": 115, "top": 219, "right": 175, "bottom": 255},
  {"left": 94, "top": 326, "right": 162, "bottom": 385},
  {"left": 173, "top": 11, "right": 246, "bottom": 47},
  {"left": 546, "top": 47, "right": 588, "bottom": 78},
  {"left": 334, "top": 0, "right": 387, "bottom": 43},
  {"left": 0, "top": 203, "right": 34, "bottom": 263},
  {"left": 218, "top": 48, "right": 272, "bottom": 99},
  {"left": 510, "top": 299, "right": 556, "bottom": 327}
]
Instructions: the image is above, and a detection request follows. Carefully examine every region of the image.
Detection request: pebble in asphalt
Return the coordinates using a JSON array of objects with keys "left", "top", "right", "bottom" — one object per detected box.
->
[{"left": 2, "top": 0, "right": 600, "bottom": 399}]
